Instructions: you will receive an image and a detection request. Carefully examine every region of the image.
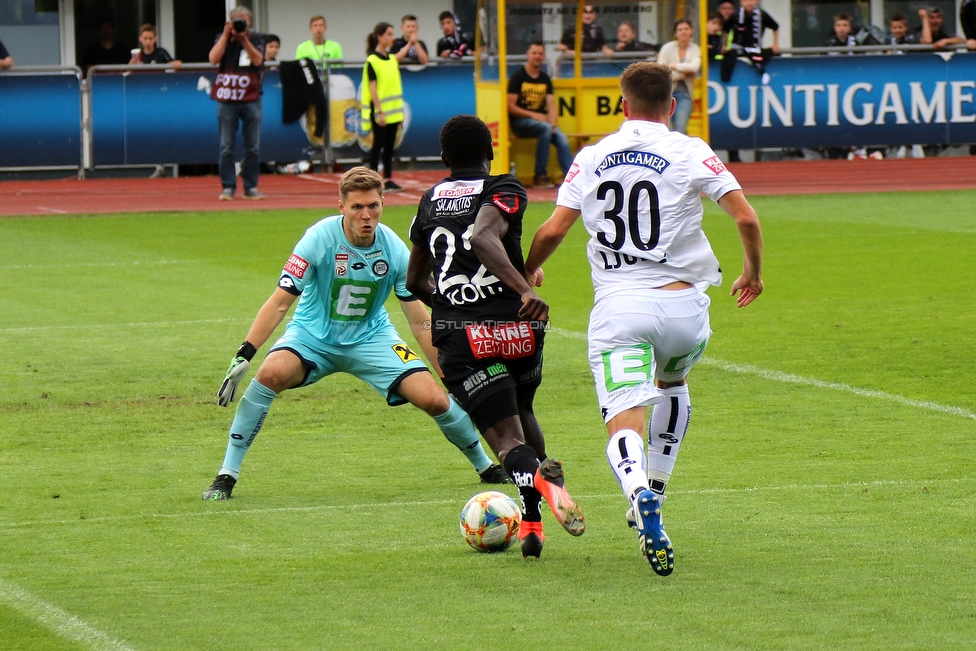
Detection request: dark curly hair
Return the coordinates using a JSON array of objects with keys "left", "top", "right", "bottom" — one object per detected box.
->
[{"left": 439, "top": 115, "right": 492, "bottom": 169}]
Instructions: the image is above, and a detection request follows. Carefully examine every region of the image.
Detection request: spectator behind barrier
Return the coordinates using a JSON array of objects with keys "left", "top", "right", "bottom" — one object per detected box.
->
[
  {"left": 717, "top": 0, "right": 736, "bottom": 22},
  {"left": 559, "top": 4, "right": 613, "bottom": 56},
  {"left": 916, "top": 8, "right": 964, "bottom": 50},
  {"left": 613, "top": 22, "right": 655, "bottom": 55},
  {"left": 825, "top": 13, "right": 856, "bottom": 52},
  {"left": 885, "top": 13, "right": 916, "bottom": 53},
  {"left": 0, "top": 37, "right": 12, "bottom": 70},
  {"left": 707, "top": 13, "right": 725, "bottom": 60},
  {"left": 264, "top": 34, "right": 280, "bottom": 62},
  {"left": 437, "top": 11, "right": 473, "bottom": 58},
  {"left": 296, "top": 15, "right": 343, "bottom": 63},
  {"left": 82, "top": 20, "right": 132, "bottom": 72},
  {"left": 720, "top": 0, "right": 780, "bottom": 85},
  {"left": 392, "top": 15, "right": 429, "bottom": 65},
  {"left": 657, "top": 19, "right": 700, "bottom": 135},
  {"left": 129, "top": 24, "right": 181, "bottom": 69}
]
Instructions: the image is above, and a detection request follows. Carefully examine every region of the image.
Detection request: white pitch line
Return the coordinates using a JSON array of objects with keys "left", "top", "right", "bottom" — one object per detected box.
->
[
  {"left": 34, "top": 206, "right": 68, "bottom": 214},
  {"left": 0, "top": 578, "right": 137, "bottom": 651},
  {"left": 548, "top": 327, "right": 976, "bottom": 420},
  {"left": 699, "top": 358, "right": 976, "bottom": 420},
  {"left": 0, "top": 318, "right": 248, "bottom": 334},
  {"left": 2, "top": 476, "right": 971, "bottom": 530},
  {"left": 0, "top": 259, "right": 202, "bottom": 271}
]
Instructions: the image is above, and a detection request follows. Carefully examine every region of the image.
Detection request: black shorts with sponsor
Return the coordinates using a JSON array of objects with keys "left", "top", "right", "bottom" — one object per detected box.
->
[{"left": 437, "top": 325, "right": 545, "bottom": 414}]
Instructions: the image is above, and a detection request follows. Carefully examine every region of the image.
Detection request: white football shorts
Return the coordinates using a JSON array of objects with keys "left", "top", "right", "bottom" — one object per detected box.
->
[{"left": 587, "top": 287, "right": 711, "bottom": 423}]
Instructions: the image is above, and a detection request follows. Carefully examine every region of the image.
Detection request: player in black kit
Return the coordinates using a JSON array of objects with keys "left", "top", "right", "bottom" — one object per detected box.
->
[{"left": 406, "top": 115, "right": 584, "bottom": 558}]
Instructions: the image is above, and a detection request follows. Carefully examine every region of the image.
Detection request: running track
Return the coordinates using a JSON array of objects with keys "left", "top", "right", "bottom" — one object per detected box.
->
[{"left": 2, "top": 157, "right": 975, "bottom": 217}]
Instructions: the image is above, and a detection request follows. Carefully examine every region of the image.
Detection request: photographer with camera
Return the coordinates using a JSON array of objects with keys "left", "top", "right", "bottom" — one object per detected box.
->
[{"left": 209, "top": 6, "right": 266, "bottom": 201}]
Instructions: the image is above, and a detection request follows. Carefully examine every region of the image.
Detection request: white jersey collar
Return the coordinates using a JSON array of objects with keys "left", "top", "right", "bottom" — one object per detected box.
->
[{"left": 620, "top": 119, "right": 670, "bottom": 134}]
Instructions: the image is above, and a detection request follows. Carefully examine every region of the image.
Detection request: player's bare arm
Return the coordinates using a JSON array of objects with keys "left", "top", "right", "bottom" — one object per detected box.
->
[
  {"left": 470, "top": 205, "right": 548, "bottom": 321},
  {"left": 717, "top": 190, "right": 764, "bottom": 308},
  {"left": 524, "top": 205, "right": 582, "bottom": 280},
  {"left": 399, "top": 297, "right": 444, "bottom": 377},
  {"left": 405, "top": 244, "right": 436, "bottom": 307},
  {"left": 243, "top": 287, "right": 298, "bottom": 348},
  {"left": 217, "top": 287, "right": 298, "bottom": 406}
]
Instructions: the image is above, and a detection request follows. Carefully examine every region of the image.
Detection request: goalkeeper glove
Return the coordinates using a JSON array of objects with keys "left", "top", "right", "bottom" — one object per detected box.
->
[{"left": 217, "top": 341, "right": 257, "bottom": 407}]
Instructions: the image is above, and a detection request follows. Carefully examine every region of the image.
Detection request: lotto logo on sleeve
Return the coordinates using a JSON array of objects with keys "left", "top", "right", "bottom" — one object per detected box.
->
[
  {"left": 284, "top": 254, "right": 309, "bottom": 278},
  {"left": 702, "top": 156, "right": 728, "bottom": 175},
  {"left": 492, "top": 192, "right": 520, "bottom": 214}
]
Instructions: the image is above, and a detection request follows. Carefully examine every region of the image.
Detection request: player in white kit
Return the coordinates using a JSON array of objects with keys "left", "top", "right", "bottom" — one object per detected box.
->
[{"left": 524, "top": 62, "right": 763, "bottom": 575}]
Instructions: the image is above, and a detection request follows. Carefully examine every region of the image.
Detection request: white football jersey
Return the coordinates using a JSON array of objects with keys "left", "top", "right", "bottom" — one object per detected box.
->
[{"left": 557, "top": 120, "right": 741, "bottom": 300}]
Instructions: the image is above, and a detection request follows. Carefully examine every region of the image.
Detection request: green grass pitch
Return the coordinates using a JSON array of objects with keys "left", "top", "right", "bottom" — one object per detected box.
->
[{"left": 1, "top": 190, "right": 975, "bottom": 650}]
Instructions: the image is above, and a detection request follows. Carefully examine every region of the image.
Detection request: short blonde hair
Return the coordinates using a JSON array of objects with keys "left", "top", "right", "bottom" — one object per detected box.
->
[{"left": 339, "top": 167, "right": 384, "bottom": 200}]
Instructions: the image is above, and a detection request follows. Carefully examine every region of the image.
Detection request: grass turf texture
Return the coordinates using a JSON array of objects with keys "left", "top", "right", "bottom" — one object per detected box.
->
[{"left": 1, "top": 191, "right": 975, "bottom": 650}]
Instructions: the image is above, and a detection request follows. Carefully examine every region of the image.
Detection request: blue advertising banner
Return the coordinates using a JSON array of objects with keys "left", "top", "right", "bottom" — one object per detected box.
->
[
  {"left": 90, "top": 69, "right": 310, "bottom": 166},
  {"left": 89, "top": 65, "right": 477, "bottom": 166},
  {"left": 708, "top": 52, "right": 976, "bottom": 149},
  {"left": 0, "top": 73, "right": 81, "bottom": 167}
]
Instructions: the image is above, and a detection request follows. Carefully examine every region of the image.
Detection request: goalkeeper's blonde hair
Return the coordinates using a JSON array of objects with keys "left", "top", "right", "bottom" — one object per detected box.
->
[{"left": 339, "top": 167, "right": 384, "bottom": 200}]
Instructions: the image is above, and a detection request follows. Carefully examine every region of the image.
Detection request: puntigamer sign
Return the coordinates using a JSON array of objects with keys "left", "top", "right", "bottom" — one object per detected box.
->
[{"left": 707, "top": 52, "right": 976, "bottom": 149}]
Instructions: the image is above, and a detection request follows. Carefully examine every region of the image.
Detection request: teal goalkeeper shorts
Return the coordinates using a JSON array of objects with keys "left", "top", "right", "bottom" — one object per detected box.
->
[{"left": 270, "top": 321, "right": 430, "bottom": 405}]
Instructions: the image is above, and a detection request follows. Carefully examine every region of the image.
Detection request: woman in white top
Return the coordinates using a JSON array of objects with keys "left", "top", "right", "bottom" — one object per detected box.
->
[{"left": 656, "top": 19, "right": 701, "bottom": 134}]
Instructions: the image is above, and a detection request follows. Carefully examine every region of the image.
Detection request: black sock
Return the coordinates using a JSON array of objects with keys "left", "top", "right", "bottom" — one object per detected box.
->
[{"left": 504, "top": 444, "right": 543, "bottom": 522}]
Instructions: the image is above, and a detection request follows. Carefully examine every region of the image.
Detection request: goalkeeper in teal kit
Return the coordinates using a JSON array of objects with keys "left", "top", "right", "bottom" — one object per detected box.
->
[{"left": 203, "top": 167, "right": 508, "bottom": 500}]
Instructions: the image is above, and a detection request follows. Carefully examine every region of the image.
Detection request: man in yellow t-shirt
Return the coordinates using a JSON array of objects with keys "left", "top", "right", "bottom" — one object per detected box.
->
[{"left": 295, "top": 15, "right": 343, "bottom": 63}]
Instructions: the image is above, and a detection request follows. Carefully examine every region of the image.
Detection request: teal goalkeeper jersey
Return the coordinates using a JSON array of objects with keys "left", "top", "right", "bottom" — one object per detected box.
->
[{"left": 277, "top": 215, "right": 415, "bottom": 346}]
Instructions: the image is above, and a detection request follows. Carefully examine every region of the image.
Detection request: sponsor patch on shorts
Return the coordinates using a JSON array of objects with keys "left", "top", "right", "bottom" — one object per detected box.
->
[
  {"left": 466, "top": 323, "right": 536, "bottom": 360},
  {"left": 284, "top": 254, "right": 309, "bottom": 278},
  {"left": 392, "top": 343, "right": 421, "bottom": 363}
]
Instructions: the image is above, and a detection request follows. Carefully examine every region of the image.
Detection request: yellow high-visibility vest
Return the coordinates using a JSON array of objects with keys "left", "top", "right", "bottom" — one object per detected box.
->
[{"left": 360, "top": 54, "right": 403, "bottom": 132}]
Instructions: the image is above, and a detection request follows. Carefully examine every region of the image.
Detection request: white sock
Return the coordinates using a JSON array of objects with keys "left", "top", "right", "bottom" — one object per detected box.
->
[
  {"left": 647, "top": 384, "right": 691, "bottom": 493},
  {"left": 606, "top": 429, "right": 650, "bottom": 504}
]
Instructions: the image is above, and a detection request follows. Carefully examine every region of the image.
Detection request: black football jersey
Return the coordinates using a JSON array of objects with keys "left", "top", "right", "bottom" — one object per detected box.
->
[{"left": 409, "top": 172, "right": 529, "bottom": 342}]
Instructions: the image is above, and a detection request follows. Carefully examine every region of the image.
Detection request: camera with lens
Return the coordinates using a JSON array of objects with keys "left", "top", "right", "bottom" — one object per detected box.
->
[{"left": 232, "top": 19, "right": 247, "bottom": 33}]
